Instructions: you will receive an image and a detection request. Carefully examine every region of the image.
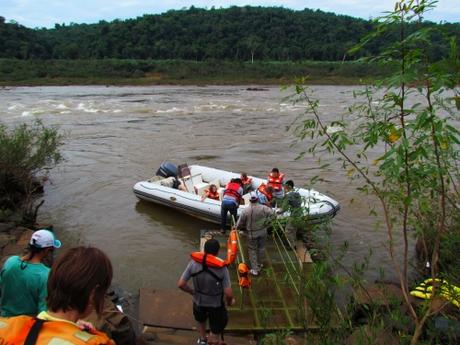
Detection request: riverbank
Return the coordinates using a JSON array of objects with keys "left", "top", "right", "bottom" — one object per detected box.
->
[{"left": 0, "top": 59, "right": 393, "bottom": 86}]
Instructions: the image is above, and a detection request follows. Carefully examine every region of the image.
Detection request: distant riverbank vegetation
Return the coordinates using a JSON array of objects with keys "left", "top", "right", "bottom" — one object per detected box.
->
[
  {"left": 0, "top": 6, "right": 458, "bottom": 85},
  {"left": 0, "top": 59, "right": 394, "bottom": 85}
]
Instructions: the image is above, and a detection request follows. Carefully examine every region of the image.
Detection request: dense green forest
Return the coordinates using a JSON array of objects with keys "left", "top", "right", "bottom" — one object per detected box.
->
[{"left": 1, "top": 6, "right": 459, "bottom": 62}]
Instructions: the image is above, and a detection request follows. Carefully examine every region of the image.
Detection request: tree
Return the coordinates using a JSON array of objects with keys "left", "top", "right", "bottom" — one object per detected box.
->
[
  {"left": 244, "top": 34, "right": 263, "bottom": 63},
  {"left": 290, "top": 0, "right": 460, "bottom": 343}
]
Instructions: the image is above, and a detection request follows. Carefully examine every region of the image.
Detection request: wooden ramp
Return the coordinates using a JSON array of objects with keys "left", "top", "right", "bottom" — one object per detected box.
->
[
  {"left": 139, "top": 229, "right": 315, "bottom": 333},
  {"left": 139, "top": 288, "right": 195, "bottom": 330}
]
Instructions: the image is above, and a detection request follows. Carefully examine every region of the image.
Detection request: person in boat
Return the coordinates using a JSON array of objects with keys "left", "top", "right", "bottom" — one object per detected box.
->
[
  {"left": 267, "top": 167, "right": 285, "bottom": 199},
  {"left": 160, "top": 176, "right": 187, "bottom": 191},
  {"left": 282, "top": 180, "right": 305, "bottom": 247},
  {"left": 256, "top": 183, "right": 274, "bottom": 207},
  {"left": 240, "top": 172, "right": 253, "bottom": 194},
  {"left": 0, "top": 246, "right": 115, "bottom": 344},
  {"left": 0, "top": 229, "right": 61, "bottom": 317},
  {"left": 236, "top": 192, "right": 274, "bottom": 276},
  {"left": 220, "top": 178, "right": 243, "bottom": 232},
  {"left": 201, "top": 184, "right": 220, "bottom": 201},
  {"left": 177, "top": 238, "right": 235, "bottom": 345}
]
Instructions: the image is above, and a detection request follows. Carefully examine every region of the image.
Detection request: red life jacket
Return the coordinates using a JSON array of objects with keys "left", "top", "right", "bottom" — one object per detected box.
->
[
  {"left": 267, "top": 172, "right": 285, "bottom": 192},
  {"left": 223, "top": 182, "right": 242, "bottom": 202},
  {"left": 258, "top": 184, "right": 273, "bottom": 201},
  {"left": 191, "top": 252, "right": 227, "bottom": 268},
  {"left": 205, "top": 189, "right": 220, "bottom": 200}
]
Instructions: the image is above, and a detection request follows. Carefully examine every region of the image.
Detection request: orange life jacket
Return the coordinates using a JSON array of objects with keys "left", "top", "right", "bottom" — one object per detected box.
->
[
  {"left": 191, "top": 252, "right": 227, "bottom": 268},
  {"left": 241, "top": 176, "right": 252, "bottom": 186},
  {"left": 191, "top": 231, "right": 238, "bottom": 267},
  {"left": 257, "top": 184, "right": 273, "bottom": 201},
  {"left": 267, "top": 172, "right": 285, "bottom": 192},
  {"left": 0, "top": 315, "right": 114, "bottom": 345},
  {"left": 225, "top": 230, "right": 238, "bottom": 265},
  {"left": 237, "top": 263, "right": 251, "bottom": 288},
  {"left": 205, "top": 189, "right": 220, "bottom": 200},
  {"left": 223, "top": 182, "right": 242, "bottom": 202}
]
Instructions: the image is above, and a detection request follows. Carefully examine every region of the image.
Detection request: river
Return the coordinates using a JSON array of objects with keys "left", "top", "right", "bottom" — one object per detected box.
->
[{"left": 0, "top": 85, "right": 411, "bottom": 292}]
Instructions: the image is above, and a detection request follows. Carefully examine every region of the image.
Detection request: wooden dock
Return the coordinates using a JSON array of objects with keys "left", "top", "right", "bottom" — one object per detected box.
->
[{"left": 139, "top": 228, "right": 315, "bottom": 334}]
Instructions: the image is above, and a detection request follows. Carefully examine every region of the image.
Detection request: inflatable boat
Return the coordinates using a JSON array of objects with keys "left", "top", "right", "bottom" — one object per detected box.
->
[{"left": 133, "top": 163, "right": 340, "bottom": 225}]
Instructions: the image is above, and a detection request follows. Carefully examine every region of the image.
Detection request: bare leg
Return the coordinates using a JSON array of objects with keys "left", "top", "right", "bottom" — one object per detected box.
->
[{"left": 198, "top": 322, "right": 207, "bottom": 340}]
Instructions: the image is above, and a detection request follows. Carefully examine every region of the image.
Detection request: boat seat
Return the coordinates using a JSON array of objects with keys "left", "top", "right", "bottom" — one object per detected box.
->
[
  {"left": 195, "top": 182, "right": 210, "bottom": 197},
  {"left": 180, "top": 173, "right": 203, "bottom": 194},
  {"left": 208, "top": 178, "right": 221, "bottom": 189}
]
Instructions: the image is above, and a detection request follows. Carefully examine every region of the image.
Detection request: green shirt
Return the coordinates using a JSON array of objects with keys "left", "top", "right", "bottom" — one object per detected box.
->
[{"left": 0, "top": 255, "right": 50, "bottom": 317}]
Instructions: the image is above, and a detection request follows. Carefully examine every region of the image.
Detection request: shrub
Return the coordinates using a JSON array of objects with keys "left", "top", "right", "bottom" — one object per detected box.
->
[{"left": 0, "top": 120, "right": 63, "bottom": 224}]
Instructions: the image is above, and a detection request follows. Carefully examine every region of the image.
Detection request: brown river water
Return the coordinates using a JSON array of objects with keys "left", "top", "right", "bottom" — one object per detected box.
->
[{"left": 0, "top": 85, "right": 412, "bottom": 292}]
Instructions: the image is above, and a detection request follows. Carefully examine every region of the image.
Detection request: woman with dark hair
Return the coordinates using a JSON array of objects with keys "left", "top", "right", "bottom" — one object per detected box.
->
[
  {"left": 0, "top": 246, "right": 115, "bottom": 345},
  {"left": 0, "top": 229, "right": 61, "bottom": 317}
]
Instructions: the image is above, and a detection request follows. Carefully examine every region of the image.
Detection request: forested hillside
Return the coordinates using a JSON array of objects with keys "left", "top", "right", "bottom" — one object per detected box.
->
[{"left": 1, "top": 6, "right": 459, "bottom": 61}]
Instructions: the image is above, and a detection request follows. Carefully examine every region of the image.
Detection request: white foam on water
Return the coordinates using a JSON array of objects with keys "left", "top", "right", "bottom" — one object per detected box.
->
[
  {"left": 21, "top": 111, "right": 31, "bottom": 117},
  {"left": 60, "top": 111, "right": 71, "bottom": 114},
  {"left": 77, "top": 102, "right": 100, "bottom": 113},
  {"left": 113, "top": 109, "right": 122, "bottom": 113},
  {"left": 56, "top": 104, "right": 68, "bottom": 109},
  {"left": 155, "top": 107, "right": 186, "bottom": 113}
]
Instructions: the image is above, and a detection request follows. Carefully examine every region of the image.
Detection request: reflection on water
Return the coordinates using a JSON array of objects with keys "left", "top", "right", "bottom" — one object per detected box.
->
[{"left": 0, "top": 85, "right": 410, "bottom": 292}]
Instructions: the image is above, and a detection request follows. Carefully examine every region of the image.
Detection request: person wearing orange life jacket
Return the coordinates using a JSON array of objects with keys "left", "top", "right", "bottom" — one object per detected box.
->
[
  {"left": 256, "top": 183, "right": 274, "bottom": 207},
  {"left": 240, "top": 172, "right": 253, "bottom": 194},
  {"left": 267, "top": 167, "right": 285, "bottom": 199},
  {"left": 0, "top": 246, "right": 114, "bottom": 345},
  {"left": 220, "top": 178, "right": 243, "bottom": 233},
  {"left": 178, "top": 239, "right": 235, "bottom": 345},
  {"left": 201, "top": 184, "right": 220, "bottom": 201}
]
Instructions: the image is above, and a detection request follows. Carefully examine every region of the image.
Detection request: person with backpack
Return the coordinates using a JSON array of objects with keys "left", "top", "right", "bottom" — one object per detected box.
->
[{"left": 178, "top": 238, "right": 235, "bottom": 345}]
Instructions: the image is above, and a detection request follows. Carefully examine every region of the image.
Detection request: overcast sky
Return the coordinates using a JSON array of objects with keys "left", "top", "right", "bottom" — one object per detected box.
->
[{"left": 1, "top": 0, "right": 458, "bottom": 28}]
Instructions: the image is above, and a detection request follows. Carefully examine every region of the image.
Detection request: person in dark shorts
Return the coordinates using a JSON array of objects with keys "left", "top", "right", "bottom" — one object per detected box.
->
[{"left": 178, "top": 239, "right": 235, "bottom": 345}]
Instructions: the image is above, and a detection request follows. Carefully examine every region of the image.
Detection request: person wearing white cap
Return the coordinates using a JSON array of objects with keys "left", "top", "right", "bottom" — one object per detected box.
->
[
  {"left": 0, "top": 229, "right": 61, "bottom": 317},
  {"left": 235, "top": 192, "right": 274, "bottom": 276}
]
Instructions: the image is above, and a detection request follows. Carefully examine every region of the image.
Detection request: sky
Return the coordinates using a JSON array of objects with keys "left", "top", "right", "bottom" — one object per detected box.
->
[{"left": 1, "top": 0, "right": 458, "bottom": 28}]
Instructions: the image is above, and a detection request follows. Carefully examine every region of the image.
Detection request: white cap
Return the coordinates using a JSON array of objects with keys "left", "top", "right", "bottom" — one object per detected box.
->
[
  {"left": 250, "top": 192, "right": 259, "bottom": 202},
  {"left": 30, "top": 229, "right": 61, "bottom": 249}
]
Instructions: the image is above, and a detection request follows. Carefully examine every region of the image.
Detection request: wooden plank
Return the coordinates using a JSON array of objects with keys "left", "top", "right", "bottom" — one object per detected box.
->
[{"left": 139, "top": 288, "right": 196, "bottom": 330}]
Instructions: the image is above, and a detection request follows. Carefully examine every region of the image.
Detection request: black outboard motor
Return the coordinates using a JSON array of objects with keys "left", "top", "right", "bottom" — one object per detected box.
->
[{"left": 156, "top": 161, "right": 178, "bottom": 178}]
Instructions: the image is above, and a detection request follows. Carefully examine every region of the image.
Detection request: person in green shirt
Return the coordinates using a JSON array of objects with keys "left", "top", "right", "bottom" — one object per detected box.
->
[{"left": 0, "top": 229, "right": 61, "bottom": 317}]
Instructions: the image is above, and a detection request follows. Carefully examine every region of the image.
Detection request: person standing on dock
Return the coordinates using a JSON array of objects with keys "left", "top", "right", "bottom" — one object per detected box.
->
[
  {"left": 236, "top": 192, "right": 274, "bottom": 276},
  {"left": 220, "top": 178, "right": 243, "bottom": 233},
  {"left": 0, "top": 229, "right": 61, "bottom": 317},
  {"left": 282, "top": 180, "right": 305, "bottom": 247},
  {"left": 178, "top": 238, "right": 235, "bottom": 345}
]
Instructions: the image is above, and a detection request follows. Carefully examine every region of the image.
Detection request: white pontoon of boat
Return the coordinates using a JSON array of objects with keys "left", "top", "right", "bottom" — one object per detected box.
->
[{"left": 133, "top": 163, "right": 340, "bottom": 225}]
